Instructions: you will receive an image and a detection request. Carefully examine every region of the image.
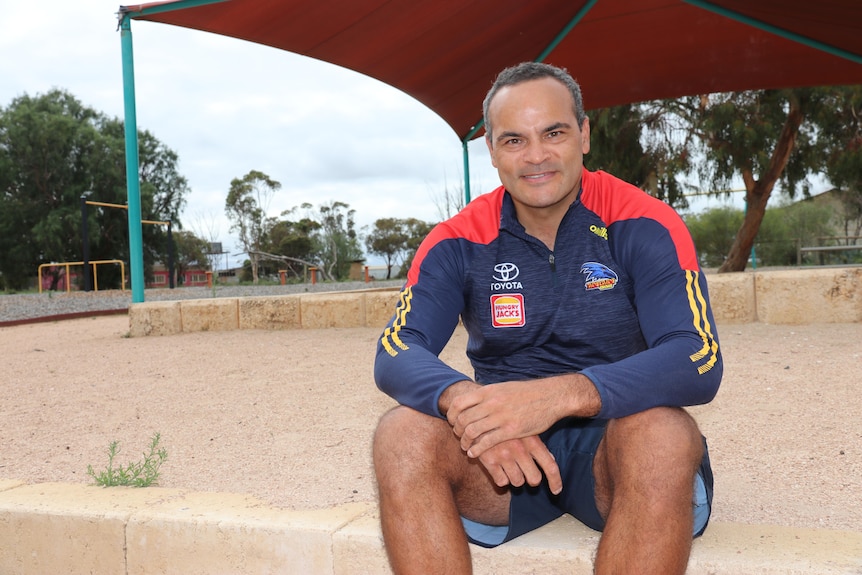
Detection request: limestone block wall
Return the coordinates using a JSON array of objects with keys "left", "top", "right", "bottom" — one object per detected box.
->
[
  {"left": 753, "top": 267, "right": 861, "bottom": 324},
  {"left": 129, "top": 288, "right": 401, "bottom": 337},
  {"left": 128, "top": 268, "right": 862, "bottom": 336},
  {"left": 698, "top": 267, "right": 861, "bottom": 324},
  {"left": 705, "top": 273, "right": 756, "bottom": 324}
]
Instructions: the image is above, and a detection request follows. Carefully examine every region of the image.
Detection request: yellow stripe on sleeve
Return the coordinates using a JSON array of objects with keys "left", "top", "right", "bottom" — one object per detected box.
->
[
  {"left": 380, "top": 286, "right": 413, "bottom": 356},
  {"left": 684, "top": 270, "right": 719, "bottom": 374}
]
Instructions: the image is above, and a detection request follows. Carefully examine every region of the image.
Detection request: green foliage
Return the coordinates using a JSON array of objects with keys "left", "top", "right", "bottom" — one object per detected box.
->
[
  {"left": 281, "top": 201, "right": 363, "bottom": 281},
  {"left": 685, "top": 206, "right": 743, "bottom": 268},
  {"left": 686, "top": 201, "right": 837, "bottom": 268},
  {"left": 365, "top": 217, "right": 407, "bottom": 279},
  {"left": 266, "top": 217, "right": 320, "bottom": 279},
  {"left": 813, "top": 86, "right": 862, "bottom": 238},
  {"left": 655, "top": 87, "right": 862, "bottom": 271},
  {"left": 172, "top": 230, "right": 211, "bottom": 285},
  {"left": 0, "top": 89, "right": 189, "bottom": 289},
  {"left": 225, "top": 170, "right": 281, "bottom": 284},
  {"left": 687, "top": 89, "right": 818, "bottom": 199},
  {"left": 87, "top": 432, "right": 167, "bottom": 488},
  {"left": 316, "top": 201, "right": 364, "bottom": 280},
  {"left": 586, "top": 102, "right": 693, "bottom": 209},
  {"left": 586, "top": 104, "right": 647, "bottom": 182},
  {"left": 757, "top": 201, "right": 836, "bottom": 266},
  {"left": 365, "top": 217, "right": 433, "bottom": 279}
]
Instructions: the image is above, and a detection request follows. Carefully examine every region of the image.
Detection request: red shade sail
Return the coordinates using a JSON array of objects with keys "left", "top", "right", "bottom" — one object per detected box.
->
[{"left": 122, "top": 0, "right": 862, "bottom": 141}]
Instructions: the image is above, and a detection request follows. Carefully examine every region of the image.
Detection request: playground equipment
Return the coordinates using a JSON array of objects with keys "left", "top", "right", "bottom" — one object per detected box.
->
[
  {"left": 38, "top": 260, "right": 126, "bottom": 294},
  {"left": 80, "top": 196, "right": 173, "bottom": 291}
]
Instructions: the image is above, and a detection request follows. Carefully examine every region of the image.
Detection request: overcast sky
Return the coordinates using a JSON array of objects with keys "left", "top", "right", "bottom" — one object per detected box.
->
[{"left": 1, "top": 1, "right": 504, "bottom": 267}]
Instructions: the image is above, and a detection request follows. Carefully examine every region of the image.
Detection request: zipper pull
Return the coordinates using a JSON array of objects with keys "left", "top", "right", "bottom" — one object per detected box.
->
[{"left": 549, "top": 253, "right": 556, "bottom": 272}]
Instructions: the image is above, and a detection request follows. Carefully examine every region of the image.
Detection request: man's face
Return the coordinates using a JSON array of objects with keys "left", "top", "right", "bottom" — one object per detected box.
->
[{"left": 485, "top": 77, "right": 590, "bottom": 216}]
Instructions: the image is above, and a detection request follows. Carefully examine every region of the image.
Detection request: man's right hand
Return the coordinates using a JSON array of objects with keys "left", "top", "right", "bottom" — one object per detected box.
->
[
  {"left": 440, "top": 380, "right": 562, "bottom": 494},
  {"left": 476, "top": 435, "right": 563, "bottom": 495}
]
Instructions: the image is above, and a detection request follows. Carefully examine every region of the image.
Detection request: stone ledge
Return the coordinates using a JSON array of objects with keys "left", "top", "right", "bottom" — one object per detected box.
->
[
  {"left": 238, "top": 295, "right": 301, "bottom": 330},
  {"left": 128, "top": 268, "right": 861, "bottom": 336},
  {"left": 754, "top": 267, "right": 862, "bottom": 324},
  {"left": 129, "top": 289, "right": 401, "bottom": 336},
  {"left": 706, "top": 272, "right": 756, "bottom": 324},
  {"left": 0, "top": 481, "right": 860, "bottom": 574}
]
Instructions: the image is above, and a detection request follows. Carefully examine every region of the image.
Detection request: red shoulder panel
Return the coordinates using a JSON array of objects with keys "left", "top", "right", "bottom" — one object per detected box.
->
[
  {"left": 407, "top": 187, "right": 504, "bottom": 286},
  {"left": 579, "top": 170, "right": 699, "bottom": 270}
]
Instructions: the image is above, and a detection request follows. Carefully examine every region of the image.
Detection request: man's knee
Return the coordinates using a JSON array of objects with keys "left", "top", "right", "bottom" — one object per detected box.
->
[
  {"left": 373, "top": 406, "right": 453, "bottom": 480},
  {"left": 606, "top": 407, "right": 703, "bottom": 463},
  {"left": 596, "top": 407, "right": 703, "bottom": 509}
]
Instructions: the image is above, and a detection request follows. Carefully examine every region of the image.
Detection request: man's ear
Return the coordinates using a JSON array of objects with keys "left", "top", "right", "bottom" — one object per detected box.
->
[
  {"left": 485, "top": 134, "right": 498, "bottom": 168},
  {"left": 581, "top": 117, "right": 591, "bottom": 155}
]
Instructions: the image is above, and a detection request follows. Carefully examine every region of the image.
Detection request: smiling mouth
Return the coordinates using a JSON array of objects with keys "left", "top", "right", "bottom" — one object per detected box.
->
[{"left": 522, "top": 172, "right": 553, "bottom": 180}]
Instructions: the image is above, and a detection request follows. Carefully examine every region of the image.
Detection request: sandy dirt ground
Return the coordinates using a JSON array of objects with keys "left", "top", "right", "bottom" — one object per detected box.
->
[{"left": 1, "top": 316, "right": 860, "bottom": 533}]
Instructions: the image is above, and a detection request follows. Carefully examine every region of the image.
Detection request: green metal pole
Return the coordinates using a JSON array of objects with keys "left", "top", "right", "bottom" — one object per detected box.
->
[
  {"left": 462, "top": 140, "right": 471, "bottom": 204},
  {"left": 122, "top": 0, "right": 229, "bottom": 19},
  {"left": 535, "top": 0, "right": 599, "bottom": 63},
  {"left": 683, "top": 0, "right": 862, "bottom": 64},
  {"left": 461, "top": 126, "right": 483, "bottom": 206},
  {"left": 744, "top": 196, "right": 757, "bottom": 270},
  {"left": 120, "top": 14, "right": 145, "bottom": 303}
]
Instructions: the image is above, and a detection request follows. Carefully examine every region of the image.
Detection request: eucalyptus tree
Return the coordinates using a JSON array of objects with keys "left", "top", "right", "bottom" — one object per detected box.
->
[{"left": 225, "top": 170, "right": 280, "bottom": 284}]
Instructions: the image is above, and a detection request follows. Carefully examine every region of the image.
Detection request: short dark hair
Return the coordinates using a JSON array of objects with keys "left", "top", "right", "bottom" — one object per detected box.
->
[{"left": 482, "top": 62, "right": 586, "bottom": 141}]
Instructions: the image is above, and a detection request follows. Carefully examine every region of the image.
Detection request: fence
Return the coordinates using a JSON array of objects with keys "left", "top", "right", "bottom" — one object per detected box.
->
[{"left": 797, "top": 236, "right": 862, "bottom": 266}]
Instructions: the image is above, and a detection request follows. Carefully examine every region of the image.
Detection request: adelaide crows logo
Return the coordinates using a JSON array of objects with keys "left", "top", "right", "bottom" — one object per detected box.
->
[{"left": 580, "top": 262, "right": 619, "bottom": 291}]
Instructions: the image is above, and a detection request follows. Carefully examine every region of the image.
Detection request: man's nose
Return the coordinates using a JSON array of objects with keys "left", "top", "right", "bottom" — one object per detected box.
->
[{"left": 523, "top": 139, "right": 549, "bottom": 164}]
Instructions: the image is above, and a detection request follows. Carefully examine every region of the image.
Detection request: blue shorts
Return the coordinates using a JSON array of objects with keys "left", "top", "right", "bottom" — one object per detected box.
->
[{"left": 462, "top": 417, "right": 714, "bottom": 547}]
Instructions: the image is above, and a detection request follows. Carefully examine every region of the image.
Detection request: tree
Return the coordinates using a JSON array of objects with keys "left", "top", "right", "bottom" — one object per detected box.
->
[
  {"left": 586, "top": 87, "right": 857, "bottom": 273},
  {"left": 665, "top": 89, "right": 822, "bottom": 272},
  {"left": 586, "top": 103, "right": 693, "bottom": 209},
  {"left": 172, "top": 230, "right": 211, "bottom": 285},
  {"left": 816, "top": 86, "right": 862, "bottom": 240},
  {"left": 265, "top": 217, "right": 320, "bottom": 279},
  {"left": 365, "top": 217, "right": 432, "bottom": 279},
  {"left": 187, "top": 210, "right": 226, "bottom": 274},
  {"left": 661, "top": 88, "right": 852, "bottom": 272},
  {"left": 291, "top": 201, "right": 363, "bottom": 281},
  {"left": 0, "top": 89, "right": 103, "bottom": 289},
  {"left": 684, "top": 207, "right": 744, "bottom": 268},
  {"left": 137, "top": 129, "right": 190, "bottom": 281},
  {"left": 365, "top": 218, "right": 409, "bottom": 279},
  {"left": 225, "top": 170, "right": 280, "bottom": 284},
  {"left": 686, "top": 202, "right": 835, "bottom": 268},
  {"left": 0, "top": 89, "right": 189, "bottom": 290},
  {"left": 399, "top": 218, "right": 434, "bottom": 278},
  {"left": 586, "top": 105, "right": 648, "bottom": 186},
  {"left": 763, "top": 201, "right": 835, "bottom": 265}
]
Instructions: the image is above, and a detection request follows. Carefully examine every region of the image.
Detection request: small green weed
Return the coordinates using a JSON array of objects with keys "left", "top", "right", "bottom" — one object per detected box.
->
[{"left": 87, "top": 432, "right": 167, "bottom": 487}]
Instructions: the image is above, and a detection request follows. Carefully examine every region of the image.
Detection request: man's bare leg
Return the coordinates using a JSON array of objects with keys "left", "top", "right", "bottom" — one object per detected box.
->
[
  {"left": 373, "top": 406, "right": 510, "bottom": 575},
  {"left": 592, "top": 407, "right": 704, "bottom": 575}
]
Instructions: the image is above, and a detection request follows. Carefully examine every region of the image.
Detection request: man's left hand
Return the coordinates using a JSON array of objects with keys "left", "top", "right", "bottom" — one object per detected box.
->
[{"left": 447, "top": 375, "right": 601, "bottom": 458}]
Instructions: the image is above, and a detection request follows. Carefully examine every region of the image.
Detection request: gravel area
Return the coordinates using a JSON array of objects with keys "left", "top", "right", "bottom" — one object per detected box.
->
[
  {"left": 4, "top": 275, "right": 861, "bottom": 535},
  {"left": 2, "top": 316, "right": 861, "bottom": 533},
  {"left": 0, "top": 280, "right": 404, "bottom": 324}
]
